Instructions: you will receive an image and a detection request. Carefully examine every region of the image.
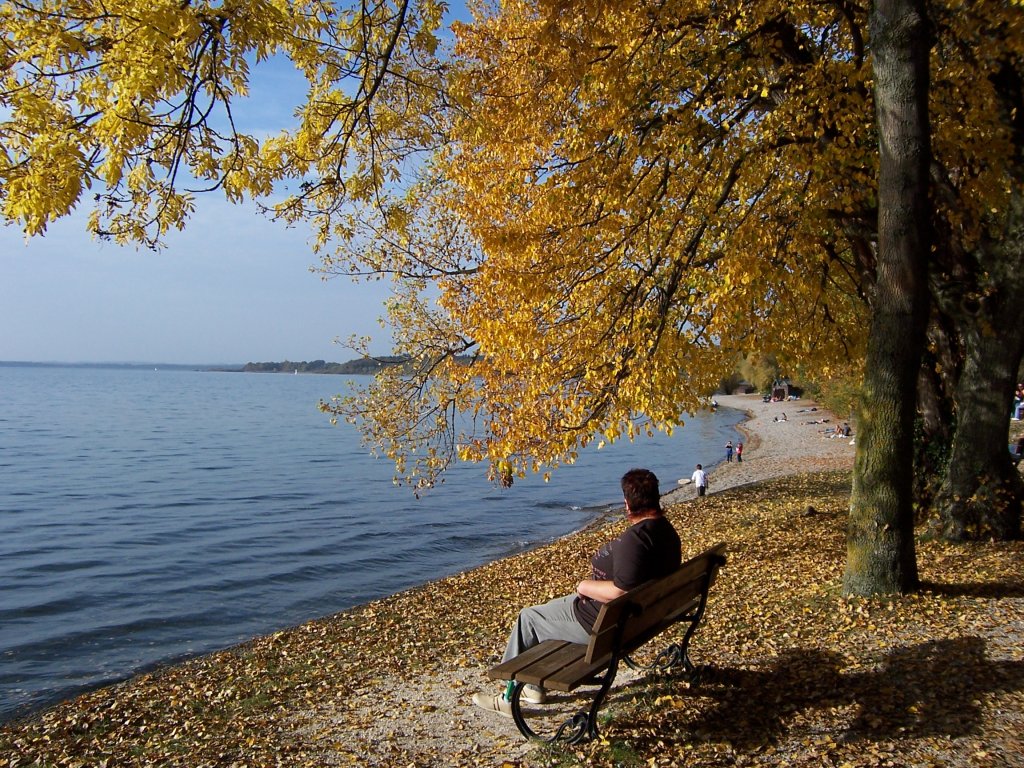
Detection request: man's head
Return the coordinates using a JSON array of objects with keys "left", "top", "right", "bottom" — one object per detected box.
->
[{"left": 621, "top": 468, "right": 661, "bottom": 515}]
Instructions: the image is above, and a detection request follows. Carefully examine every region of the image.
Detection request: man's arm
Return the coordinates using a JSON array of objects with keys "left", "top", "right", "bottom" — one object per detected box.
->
[{"left": 576, "top": 578, "right": 627, "bottom": 603}]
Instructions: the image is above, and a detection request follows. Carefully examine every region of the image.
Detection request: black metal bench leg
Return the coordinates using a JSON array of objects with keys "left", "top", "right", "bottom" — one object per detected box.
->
[
  {"left": 624, "top": 638, "right": 691, "bottom": 672},
  {"left": 508, "top": 682, "right": 532, "bottom": 740},
  {"left": 676, "top": 622, "right": 699, "bottom": 674},
  {"left": 507, "top": 664, "right": 619, "bottom": 744},
  {"left": 580, "top": 659, "right": 619, "bottom": 742}
]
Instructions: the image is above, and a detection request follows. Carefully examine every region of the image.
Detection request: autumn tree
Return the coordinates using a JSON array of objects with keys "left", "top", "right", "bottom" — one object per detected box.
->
[
  {"left": 0, "top": 0, "right": 448, "bottom": 247},
  {"left": 323, "top": 0, "right": 877, "bottom": 492},
  {"left": 929, "top": 191, "right": 1024, "bottom": 541},
  {"left": 326, "top": 0, "right": 1021, "bottom": 568},
  {"left": 919, "top": 2, "right": 1024, "bottom": 540}
]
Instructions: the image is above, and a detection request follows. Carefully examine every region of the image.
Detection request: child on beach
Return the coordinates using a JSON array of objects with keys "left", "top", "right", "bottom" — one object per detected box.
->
[
  {"left": 736, "top": 442, "right": 743, "bottom": 462},
  {"left": 725, "top": 441, "right": 733, "bottom": 462},
  {"left": 691, "top": 464, "right": 708, "bottom": 497}
]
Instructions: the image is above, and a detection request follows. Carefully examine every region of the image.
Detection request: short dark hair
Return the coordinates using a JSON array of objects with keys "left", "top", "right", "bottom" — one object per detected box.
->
[{"left": 621, "top": 468, "right": 661, "bottom": 514}]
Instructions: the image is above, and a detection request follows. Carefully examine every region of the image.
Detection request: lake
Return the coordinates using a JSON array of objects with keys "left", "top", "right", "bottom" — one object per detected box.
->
[{"left": 0, "top": 364, "right": 742, "bottom": 722}]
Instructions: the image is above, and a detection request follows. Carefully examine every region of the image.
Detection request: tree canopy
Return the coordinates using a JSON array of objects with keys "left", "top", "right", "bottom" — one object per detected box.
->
[
  {"left": 0, "top": 0, "right": 447, "bottom": 246},
  {"left": 327, "top": 0, "right": 1023, "bottom": 497},
  {"left": 331, "top": 0, "right": 880, "bottom": 487},
  {"left": 3, "top": 0, "right": 1023, "bottom": 546}
]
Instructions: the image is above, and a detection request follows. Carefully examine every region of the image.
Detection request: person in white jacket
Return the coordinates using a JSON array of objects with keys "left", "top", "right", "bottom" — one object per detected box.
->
[{"left": 691, "top": 464, "right": 708, "bottom": 497}]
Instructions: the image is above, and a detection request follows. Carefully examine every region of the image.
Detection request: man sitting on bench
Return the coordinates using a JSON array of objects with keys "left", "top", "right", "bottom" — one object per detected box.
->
[{"left": 473, "top": 467, "right": 682, "bottom": 716}]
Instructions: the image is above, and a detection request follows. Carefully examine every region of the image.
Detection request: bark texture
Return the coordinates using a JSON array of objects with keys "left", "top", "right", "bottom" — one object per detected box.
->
[
  {"left": 933, "top": 190, "right": 1024, "bottom": 540},
  {"left": 844, "top": 0, "right": 930, "bottom": 595}
]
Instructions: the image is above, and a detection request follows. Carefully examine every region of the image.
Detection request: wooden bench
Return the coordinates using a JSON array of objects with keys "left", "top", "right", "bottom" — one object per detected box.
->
[{"left": 486, "top": 542, "right": 727, "bottom": 743}]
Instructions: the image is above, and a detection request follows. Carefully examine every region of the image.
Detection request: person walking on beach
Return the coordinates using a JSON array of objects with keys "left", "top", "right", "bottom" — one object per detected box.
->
[
  {"left": 472, "top": 468, "right": 681, "bottom": 717},
  {"left": 691, "top": 464, "right": 708, "bottom": 497},
  {"left": 736, "top": 442, "right": 743, "bottom": 463},
  {"left": 725, "top": 440, "right": 734, "bottom": 462}
]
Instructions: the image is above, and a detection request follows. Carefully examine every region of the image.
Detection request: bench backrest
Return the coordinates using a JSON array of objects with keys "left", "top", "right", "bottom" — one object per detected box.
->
[{"left": 585, "top": 542, "right": 727, "bottom": 665}]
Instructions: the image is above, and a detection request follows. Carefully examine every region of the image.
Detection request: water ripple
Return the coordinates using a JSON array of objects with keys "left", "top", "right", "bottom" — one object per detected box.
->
[{"left": 0, "top": 364, "right": 743, "bottom": 723}]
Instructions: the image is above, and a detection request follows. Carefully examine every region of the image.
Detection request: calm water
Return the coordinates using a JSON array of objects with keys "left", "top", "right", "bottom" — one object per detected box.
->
[{"left": 0, "top": 364, "right": 742, "bottom": 723}]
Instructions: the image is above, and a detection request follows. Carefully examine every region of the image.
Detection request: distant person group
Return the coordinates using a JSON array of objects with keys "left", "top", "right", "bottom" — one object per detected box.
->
[
  {"left": 829, "top": 422, "right": 852, "bottom": 439},
  {"left": 724, "top": 440, "right": 743, "bottom": 462},
  {"left": 686, "top": 437, "right": 745, "bottom": 500}
]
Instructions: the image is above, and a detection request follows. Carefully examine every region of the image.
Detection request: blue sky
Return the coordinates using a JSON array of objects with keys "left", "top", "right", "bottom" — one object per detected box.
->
[
  {"left": 0, "top": 200, "right": 396, "bottom": 365},
  {"left": 0, "top": 6, "right": 473, "bottom": 366}
]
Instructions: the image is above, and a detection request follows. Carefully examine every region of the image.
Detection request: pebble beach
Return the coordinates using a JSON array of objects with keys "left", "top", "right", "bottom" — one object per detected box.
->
[{"left": 663, "top": 393, "right": 855, "bottom": 503}]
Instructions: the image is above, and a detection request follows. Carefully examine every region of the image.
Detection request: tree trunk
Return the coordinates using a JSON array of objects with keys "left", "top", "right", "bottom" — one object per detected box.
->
[
  {"left": 843, "top": 0, "right": 931, "bottom": 596},
  {"left": 911, "top": 313, "right": 957, "bottom": 521},
  {"left": 933, "top": 190, "right": 1024, "bottom": 540}
]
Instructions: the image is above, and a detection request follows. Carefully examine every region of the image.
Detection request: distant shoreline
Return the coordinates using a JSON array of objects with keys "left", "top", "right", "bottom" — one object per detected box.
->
[
  {"left": 0, "top": 360, "right": 225, "bottom": 370},
  {"left": 0, "top": 359, "right": 386, "bottom": 374}
]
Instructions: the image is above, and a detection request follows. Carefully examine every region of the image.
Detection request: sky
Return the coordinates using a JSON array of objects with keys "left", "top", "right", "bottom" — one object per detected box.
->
[
  {"left": 0, "top": 6, "right": 475, "bottom": 367},
  {"left": 0, "top": 201, "right": 396, "bottom": 366}
]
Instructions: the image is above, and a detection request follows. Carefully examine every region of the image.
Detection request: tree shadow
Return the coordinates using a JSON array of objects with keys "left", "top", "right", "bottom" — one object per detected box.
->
[
  {"left": 636, "top": 636, "right": 1024, "bottom": 751},
  {"left": 920, "top": 579, "right": 1024, "bottom": 599},
  {"left": 713, "top": 470, "right": 853, "bottom": 501}
]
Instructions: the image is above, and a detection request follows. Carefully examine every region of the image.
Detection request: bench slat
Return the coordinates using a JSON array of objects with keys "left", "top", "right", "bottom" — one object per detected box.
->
[
  {"left": 486, "top": 639, "right": 596, "bottom": 691},
  {"left": 486, "top": 639, "right": 575, "bottom": 681},
  {"left": 587, "top": 576, "right": 702, "bottom": 663},
  {"left": 618, "top": 595, "right": 702, "bottom": 654},
  {"left": 624, "top": 579, "right": 706, "bottom": 635},
  {"left": 514, "top": 641, "right": 591, "bottom": 689},
  {"left": 543, "top": 652, "right": 615, "bottom": 692},
  {"left": 596, "top": 543, "right": 725, "bottom": 624}
]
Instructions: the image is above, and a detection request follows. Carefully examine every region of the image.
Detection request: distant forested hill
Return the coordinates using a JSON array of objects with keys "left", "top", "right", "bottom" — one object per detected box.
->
[{"left": 240, "top": 357, "right": 408, "bottom": 375}]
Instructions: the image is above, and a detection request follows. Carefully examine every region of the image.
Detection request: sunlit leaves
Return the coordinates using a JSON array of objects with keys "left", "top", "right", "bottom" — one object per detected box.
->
[
  {"left": 0, "top": 0, "right": 448, "bottom": 246},
  {"left": 329, "top": 0, "right": 880, "bottom": 488},
  {"left": 333, "top": 0, "right": 1024, "bottom": 493}
]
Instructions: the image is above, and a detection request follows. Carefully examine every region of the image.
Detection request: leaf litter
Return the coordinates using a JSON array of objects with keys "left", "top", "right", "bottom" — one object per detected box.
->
[{"left": 2, "top": 469, "right": 1022, "bottom": 767}]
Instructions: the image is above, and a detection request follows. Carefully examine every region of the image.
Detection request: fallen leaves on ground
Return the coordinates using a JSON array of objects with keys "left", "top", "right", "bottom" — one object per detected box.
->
[{"left": 2, "top": 470, "right": 1022, "bottom": 767}]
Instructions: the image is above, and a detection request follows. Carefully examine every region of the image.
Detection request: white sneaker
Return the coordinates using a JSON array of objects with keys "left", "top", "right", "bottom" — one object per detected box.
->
[
  {"left": 472, "top": 692, "right": 512, "bottom": 717},
  {"left": 521, "top": 684, "right": 547, "bottom": 704}
]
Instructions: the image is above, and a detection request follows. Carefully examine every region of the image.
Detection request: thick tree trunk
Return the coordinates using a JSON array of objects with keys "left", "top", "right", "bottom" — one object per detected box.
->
[
  {"left": 843, "top": 0, "right": 930, "bottom": 595},
  {"left": 933, "top": 191, "right": 1024, "bottom": 540}
]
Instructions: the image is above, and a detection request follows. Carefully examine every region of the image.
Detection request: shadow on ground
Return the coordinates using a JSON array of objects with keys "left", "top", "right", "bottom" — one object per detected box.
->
[{"left": 614, "top": 636, "right": 1024, "bottom": 752}]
